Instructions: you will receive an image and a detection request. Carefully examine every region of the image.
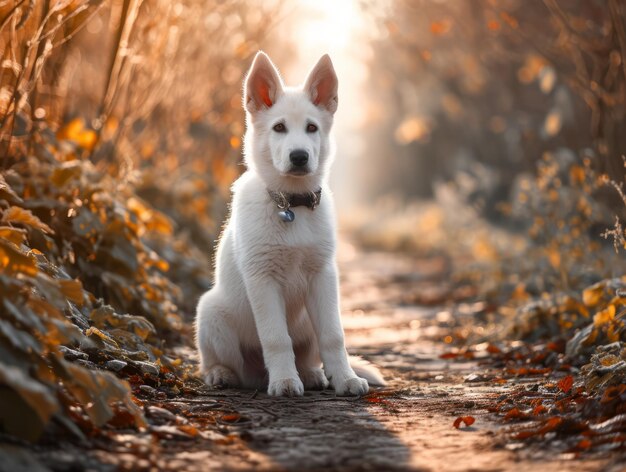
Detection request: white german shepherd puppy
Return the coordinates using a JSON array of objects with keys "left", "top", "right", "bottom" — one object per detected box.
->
[{"left": 195, "top": 52, "right": 384, "bottom": 396}]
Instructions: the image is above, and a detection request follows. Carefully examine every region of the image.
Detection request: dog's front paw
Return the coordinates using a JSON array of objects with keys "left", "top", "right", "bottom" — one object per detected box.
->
[
  {"left": 332, "top": 376, "right": 369, "bottom": 396},
  {"left": 203, "top": 365, "right": 239, "bottom": 387},
  {"left": 300, "top": 367, "right": 330, "bottom": 390},
  {"left": 268, "top": 377, "right": 304, "bottom": 397}
]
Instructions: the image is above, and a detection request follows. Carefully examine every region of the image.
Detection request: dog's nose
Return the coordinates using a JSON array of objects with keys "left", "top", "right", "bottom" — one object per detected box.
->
[{"left": 289, "top": 150, "right": 309, "bottom": 167}]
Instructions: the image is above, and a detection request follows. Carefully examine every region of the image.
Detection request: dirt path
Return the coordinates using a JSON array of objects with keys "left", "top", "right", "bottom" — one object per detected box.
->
[{"left": 5, "top": 240, "right": 619, "bottom": 472}]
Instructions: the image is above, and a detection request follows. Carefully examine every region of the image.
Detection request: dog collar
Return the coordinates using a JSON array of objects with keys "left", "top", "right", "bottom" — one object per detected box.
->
[{"left": 267, "top": 188, "right": 322, "bottom": 222}]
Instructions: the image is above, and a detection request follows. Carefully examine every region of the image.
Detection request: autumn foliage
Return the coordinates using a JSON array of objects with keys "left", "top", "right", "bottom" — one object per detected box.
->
[
  {"left": 0, "top": 0, "right": 625, "bottom": 461},
  {"left": 0, "top": 0, "right": 277, "bottom": 441}
]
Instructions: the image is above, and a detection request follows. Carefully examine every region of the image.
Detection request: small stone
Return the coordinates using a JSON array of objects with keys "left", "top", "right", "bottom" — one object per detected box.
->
[
  {"left": 105, "top": 359, "right": 127, "bottom": 372},
  {"left": 134, "top": 361, "right": 160, "bottom": 376},
  {"left": 147, "top": 406, "right": 177, "bottom": 422},
  {"left": 58, "top": 346, "right": 88, "bottom": 361},
  {"left": 139, "top": 385, "right": 157, "bottom": 396}
]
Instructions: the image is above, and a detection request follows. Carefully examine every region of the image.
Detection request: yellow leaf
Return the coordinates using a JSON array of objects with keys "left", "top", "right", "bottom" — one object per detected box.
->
[
  {"left": 582, "top": 327, "right": 599, "bottom": 346},
  {"left": 127, "top": 197, "right": 173, "bottom": 235},
  {"left": 569, "top": 165, "right": 586, "bottom": 185},
  {"left": 594, "top": 304, "right": 615, "bottom": 326},
  {"left": 548, "top": 248, "right": 561, "bottom": 269},
  {"left": 2, "top": 206, "right": 54, "bottom": 234},
  {"left": 51, "top": 161, "right": 82, "bottom": 187},
  {"left": 607, "top": 324, "right": 620, "bottom": 342},
  {"left": 57, "top": 118, "right": 98, "bottom": 151},
  {"left": 560, "top": 296, "right": 589, "bottom": 317},
  {"left": 544, "top": 110, "right": 562, "bottom": 136},
  {"left": 0, "top": 226, "right": 27, "bottom": 245},
  {"left": 0, "top": 238, "right": 37, "bottom": 276},
  {"left": 583, "top": 282, "right": 604, "bottom": 307},
  {"left": 58, "top": 279, "right": 84, "bottom": 306}
]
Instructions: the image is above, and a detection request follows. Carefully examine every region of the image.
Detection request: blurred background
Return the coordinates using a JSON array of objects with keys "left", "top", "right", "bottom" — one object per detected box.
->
[
  {"left": 1, "top": 0, "right": 626, "bottom": 441},
  {"left": 2, "top": 0, "right": 626, "bottom": 341}
]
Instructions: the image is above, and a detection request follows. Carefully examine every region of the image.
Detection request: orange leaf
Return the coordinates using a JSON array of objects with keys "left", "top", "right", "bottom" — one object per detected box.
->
[
  {"left": 513, "top": 431, "right": 536, "bottom": 440},
  {"left": 487, "top": 20, "right": 501, "bottom": 31},
  {"left": 57, "top": 118, "right": 98, "bottom": 151},
  {"left": 221, "top": 413, "right": 241, "bottom": 423},
  {"left": 178, "top": 424, "right": 199, "bottom": 437},
  {"left": 594, "top": 305, "right": 615, "bottom": 326},
  {"left": 539, "top": 417, "right": 562, "bottom": 434},
  {"left": 557, "top": 375, "right": 573, "bottom": 394},
  {"left": 58, "top": 279, "right": 84, "bottom": 306},
  {"left": 2, "top": 206, "right": 54, "bottom": 234},
  {"left": 0, "top": 226, "right": 27, "bottom": 246},
  {"left": 575, "top": 439, "right": 592, "bottom": 450},
  {"left": 430, "top": 20, "right": 451, "bottom": 36},
  {"left": 504, "top": 407, "right": 530, "bottom": 421},
  {"left": 453, "top": 416, "right": 475, "bottom": 428},
  {"left": 486, "top": 344, "right": 501, "bottom": 354},
  {"left": 532, "top": 404, "right": 547, "bottom": 416},
  {"left": 0, "top": 238, "right": 38, "bottom": 276},
  {"left": 439, "top": 352, "right": 458, "bottom": 359}
]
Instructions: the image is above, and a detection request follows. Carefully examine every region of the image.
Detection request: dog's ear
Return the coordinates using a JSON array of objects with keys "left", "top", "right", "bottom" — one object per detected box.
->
[
  {"left": 305, "top": 54, "right": 338, "bottom": 114},
  {"left": 244, "top": 51, "right": 283, "bottom": 113}
]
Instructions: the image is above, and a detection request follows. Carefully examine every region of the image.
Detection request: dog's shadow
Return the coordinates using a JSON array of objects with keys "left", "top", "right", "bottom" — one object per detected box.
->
[{"left": 206, "top": 386, "right": 412, "bottom": 470}]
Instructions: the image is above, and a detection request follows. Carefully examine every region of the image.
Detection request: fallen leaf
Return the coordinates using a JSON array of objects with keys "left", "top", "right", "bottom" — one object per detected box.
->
[
  {"left": 178, "top": 424, "right": 199, "bottom": 437},
  {"left": 58, "top": 279, "right": 84, "bottom": 306},
  {"left": 557, "top": 375, "right": 574, "bottom": 394},
  {"left": 532, "top": 404, "right": 547, "bottom": 415},
  {"left": 504, "top": 407, "right": 530, "bottom": 421},
  {"left": 221, "top": 413, "right": 241, "bottom": 423},
  {"left": 440, "top": 352, "right": 459, "bottom": 359},
  {"left": 453, "top": 416, "right": 475, "bottom": 428},
  {"left": 0, "top": 238, "right": 38, "bottom": 276},
  {"left": 0, "top": 226, "right": 27, "bottom": 245},
  {"left": 486, "top": 344, "right": 501, "bottom": 354},
  {"left": 575, "top": 439, "right": 592, "bottom": 450},
  {"left": 2, "top": 206, "right": 54, "bottom": 234}
]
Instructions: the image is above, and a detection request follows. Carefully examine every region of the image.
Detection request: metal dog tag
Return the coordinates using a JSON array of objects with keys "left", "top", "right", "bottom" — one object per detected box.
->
[{"left": 278, "top": 209, "right": 295, "bottom": 222}]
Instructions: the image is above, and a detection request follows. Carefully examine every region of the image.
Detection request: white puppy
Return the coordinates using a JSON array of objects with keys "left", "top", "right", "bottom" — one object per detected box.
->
[{"left": 195, "top": 51, "right": 384, "bottom": 396}]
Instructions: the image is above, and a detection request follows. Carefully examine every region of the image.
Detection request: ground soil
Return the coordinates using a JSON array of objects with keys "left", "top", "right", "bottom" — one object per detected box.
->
[{"left": 1, "top": 240, "right": 623, "bottom": 472}]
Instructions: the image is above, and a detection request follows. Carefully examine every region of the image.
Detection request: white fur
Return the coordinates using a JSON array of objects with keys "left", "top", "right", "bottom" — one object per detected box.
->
[{"left": 195, "top": 52, "right": 385, "bottom": 397}]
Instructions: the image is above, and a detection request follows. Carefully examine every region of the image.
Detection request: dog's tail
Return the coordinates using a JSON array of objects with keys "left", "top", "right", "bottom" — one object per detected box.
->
[{"left": 349, "top": 356, "right": 386, "bottom": 386}]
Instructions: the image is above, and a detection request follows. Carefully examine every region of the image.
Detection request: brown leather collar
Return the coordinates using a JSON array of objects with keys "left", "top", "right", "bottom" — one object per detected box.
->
[{"left": 267, "top": 188, "right": 322, "bottom": 210}]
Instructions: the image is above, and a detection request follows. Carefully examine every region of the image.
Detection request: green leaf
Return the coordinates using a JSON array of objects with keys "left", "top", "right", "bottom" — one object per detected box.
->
[{"left": 0, "top": 363, "right": 60, "bottom": 441}]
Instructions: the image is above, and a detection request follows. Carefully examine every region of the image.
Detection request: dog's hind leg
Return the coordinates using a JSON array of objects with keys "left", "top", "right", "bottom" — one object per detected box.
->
[
  {"left": 296, "top": 341, "right": 329, "bottom": 390},
  {"left": 293, "top": 317, "right": 329, "bottom": 391},
  {"left": 196, "top": 291, "right": 243, "bottom": 387}
]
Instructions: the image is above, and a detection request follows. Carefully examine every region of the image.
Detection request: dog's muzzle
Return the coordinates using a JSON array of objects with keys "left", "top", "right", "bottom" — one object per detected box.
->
[{"left": 288, "top": 150, "right": 310, "bottom": 175}]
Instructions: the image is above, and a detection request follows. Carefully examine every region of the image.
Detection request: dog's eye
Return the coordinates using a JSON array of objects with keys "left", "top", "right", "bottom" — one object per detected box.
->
[
  {"left": 273, "top": 123, "right": 286, "bottom": 133},
  {"left": 306, "top": 123, "right": 318, "bottom": 133}
]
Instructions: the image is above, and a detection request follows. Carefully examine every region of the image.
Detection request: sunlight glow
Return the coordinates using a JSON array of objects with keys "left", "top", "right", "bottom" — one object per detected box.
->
[
  {"left": 294, "top": 0, "right": 363, "bottom": 53},
  {"left": 282, "top": 0, "right": 379, "bottom": 208}
]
